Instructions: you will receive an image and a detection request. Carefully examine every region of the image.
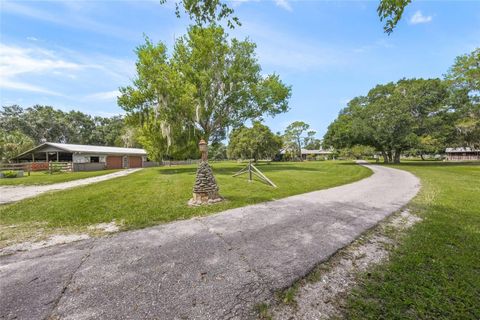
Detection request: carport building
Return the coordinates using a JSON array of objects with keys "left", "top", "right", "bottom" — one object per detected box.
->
[
  {"left": 445, "top": 147, "right": 480, "bottom": 161},
  {"left": 13, "top": 142, "right": 148, "bottom": 171}
]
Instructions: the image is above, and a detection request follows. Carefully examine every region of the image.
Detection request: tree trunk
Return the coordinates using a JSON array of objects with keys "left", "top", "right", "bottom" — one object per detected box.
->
[
  {"left": 297, "top": 138, "right": 303, "bottom": 161},
  {"left": 387, "top": 151, "right": 393, "bottom": 163},
  {"left": 393, "top": 150, "right": 401, "bottom": 163},
  {"left": 381, "top": 151, "right": 389, "bottom": 163},
  {"left": 420, "top": 153, "right": 425, "bottom": 161}
]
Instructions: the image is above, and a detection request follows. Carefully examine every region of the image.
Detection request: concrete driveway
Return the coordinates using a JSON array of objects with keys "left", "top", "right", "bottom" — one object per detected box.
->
[
  {"left": 0, "top": 169, "right": 142, "bottom": 204},
  {"left": 0, "top": 163, "right": 420, "bottom": 319}
]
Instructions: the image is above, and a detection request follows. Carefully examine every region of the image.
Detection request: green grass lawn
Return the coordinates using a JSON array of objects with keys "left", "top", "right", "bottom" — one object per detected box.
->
[
  {"left": 0, "top": 169, "right": 121, "bottom": 186},
  {"left": 345, "top": 161, "right": 480, "bottom": 319},
  {"left": 0, "top": 161, "right": 370, "bottom": 247}
]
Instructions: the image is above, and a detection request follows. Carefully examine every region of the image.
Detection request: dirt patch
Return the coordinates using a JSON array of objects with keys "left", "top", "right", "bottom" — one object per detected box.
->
[
  {"left": 0, "top": 221, "right": 121, "bottom": 255},
  {"left": 88, "top": 221, "right": 120, "bottom": 233},
  {"left": 268, "top": 209, "right": 422, "bottom": 320},
  {"left": 0, "top": 234, "right": 90, "bottom": 256}
]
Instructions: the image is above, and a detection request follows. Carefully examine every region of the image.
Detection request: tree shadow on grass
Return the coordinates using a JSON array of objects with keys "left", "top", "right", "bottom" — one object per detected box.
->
[
  {"left": 336, "top": 160, "right": 480, "bottom": 168},
  {"left": 335, "top": 162, "right": 361, "bottom": 166},
  {"left": 157, "top": 165, "right": 240, "bottom": 175},
  {"left": 388, "top": 161, "right": 480, "bottom": 168},
  {"left": 156, "top": 167, "right": 197, "bottom": 175},
  {"left": 156, "top": 161, "right": 342, "bottom": 176},
  {"left": 254, "top": 164, "right": 329, "bottom": 172},
  {"left": 231, "top": 173, "right": 279, "bottom": 188}
]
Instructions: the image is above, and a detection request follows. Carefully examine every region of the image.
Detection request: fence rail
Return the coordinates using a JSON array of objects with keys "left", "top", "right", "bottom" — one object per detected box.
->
[
  {"left": 0, "top": 163, "right": 31, "bottom": 176},
  {"left": 161, "top": 159, "right": 200, "bottom": 166},
  {"left": 143, "top": 160, "right": 200, "bottom": 167},
  {"left": 48, "top": 162, "right": 73, "bottom": 173}
]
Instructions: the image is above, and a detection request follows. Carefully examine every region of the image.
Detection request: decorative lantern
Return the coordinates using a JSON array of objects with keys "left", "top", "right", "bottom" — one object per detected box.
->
[{"left": 199, "top": 139, "right": 208, "bottom": 162}]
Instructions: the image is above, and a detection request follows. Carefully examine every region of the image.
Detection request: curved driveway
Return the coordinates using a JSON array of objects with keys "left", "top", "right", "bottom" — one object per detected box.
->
[
  {"left": 0, "top": 169, "right": 141, "bottom": 204},
  {"left": 0, "top": 163, "right": 420, "bottom": 319}
]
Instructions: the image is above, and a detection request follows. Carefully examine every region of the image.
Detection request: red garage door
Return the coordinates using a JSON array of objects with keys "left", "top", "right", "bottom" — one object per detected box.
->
[
  {"left": 106, "top": 156, "right": 123, "bottom": 169},
  {"left": 128, "top": 156, "right": 142, "bottom": 168}
]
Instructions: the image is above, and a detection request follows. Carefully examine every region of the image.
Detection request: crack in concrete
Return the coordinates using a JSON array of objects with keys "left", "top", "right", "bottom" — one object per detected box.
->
[
  {"left": 196, "top": 218, "right": 271, "bottom": 318},
  {"left": 198, "top": 218, "right": 269, "bottom": 285},
  {"left": 45, "top": 240, "right": 97, "bottom": 320}
]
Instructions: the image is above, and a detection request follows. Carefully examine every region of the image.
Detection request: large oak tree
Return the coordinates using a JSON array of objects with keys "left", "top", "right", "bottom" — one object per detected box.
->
[
  {"left": 118, "top": 25, "right": 291, "bottom": 160},
  {"left": 324, "top": 79, "right": 451, "bottom": 163}
]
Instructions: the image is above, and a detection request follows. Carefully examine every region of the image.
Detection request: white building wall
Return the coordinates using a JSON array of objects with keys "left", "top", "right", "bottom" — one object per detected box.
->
[{"left": 73, "top": 154, "right": 107, "bottom": 163}]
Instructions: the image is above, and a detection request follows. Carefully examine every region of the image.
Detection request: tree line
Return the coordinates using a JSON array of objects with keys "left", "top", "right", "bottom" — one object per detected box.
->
[
  {"left": 323, "top": 48, "right": 479, "bottom": 163},
  {"left": 0, "top": 105, "right": 131, "bottom": 161}
]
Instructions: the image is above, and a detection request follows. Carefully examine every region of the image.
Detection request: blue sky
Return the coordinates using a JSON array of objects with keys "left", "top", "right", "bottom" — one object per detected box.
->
[{"left": 1, "top": 1, "right": 479, "bottom": 137}]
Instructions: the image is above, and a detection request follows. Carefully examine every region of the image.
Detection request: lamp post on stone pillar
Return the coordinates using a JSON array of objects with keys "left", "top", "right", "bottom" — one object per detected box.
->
[
  {"left": 188, "top": 139, "right": 223, "bottom": 206},
  {"left": 199, "top": 139, "right": 208, "bottom": 162}
]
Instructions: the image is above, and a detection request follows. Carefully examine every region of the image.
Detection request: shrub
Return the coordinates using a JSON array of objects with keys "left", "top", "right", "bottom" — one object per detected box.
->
[{"left": 2, "top": 170, "right": 18, "bottom": 178}]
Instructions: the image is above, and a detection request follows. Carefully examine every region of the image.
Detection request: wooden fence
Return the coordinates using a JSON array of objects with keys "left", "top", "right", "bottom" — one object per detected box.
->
[
  {"left": 31, "top": 162, "right": 49, "bottom": 171},
  {"left": 48, "top": 162, "right": 73, "bottom": 173},
  {"left": 161, "top": 159, "right": 200, "bottom": 166},
  {"left": 0, "top": 162, "right": 73, "bottom": 175},
  {"left": 0, "top": 163, "right": 31, "bottom": 176},
  {"left": 446, "top": 152, "right": 480, "bottom": 161},
  {"left": 143, "top": 160, "right": 200, "bottom": 167}
]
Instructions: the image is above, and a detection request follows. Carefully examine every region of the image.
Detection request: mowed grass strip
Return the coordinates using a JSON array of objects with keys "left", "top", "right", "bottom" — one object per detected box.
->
[
  {"left": 0, "top": 169, "right": 121, "bottom": 186},
  {"left": 345, "top": 161, "right": 480, "bottom": 319},
  {"left": 0, "top": 161, "right": 370, "bottom": 242}
]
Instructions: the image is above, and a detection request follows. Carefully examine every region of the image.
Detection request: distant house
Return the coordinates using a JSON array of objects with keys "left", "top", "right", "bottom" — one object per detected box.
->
[
  {"left": 445, "top": 147, "right": 480, "bottom": 161},
  {"left": 278, "top": 148, "right": 333, "bottom": 161},
  {"left": 13, "top": 142, "right": 147, "bottom": 171}
]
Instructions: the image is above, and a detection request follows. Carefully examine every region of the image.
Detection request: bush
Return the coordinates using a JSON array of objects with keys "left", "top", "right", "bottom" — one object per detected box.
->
[{"left": 2, "top": 170, "right": 18, "bottom": 178}]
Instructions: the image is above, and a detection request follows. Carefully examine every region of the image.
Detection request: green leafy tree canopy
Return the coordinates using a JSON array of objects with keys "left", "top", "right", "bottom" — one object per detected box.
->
[
  {"left": 283, "top": 121, "right": 310, "bottom": 160},
  {"left": 227, "top": 121, "right": 282, "bottom": 161},
  {"left": 119, "top": 25, "right": 291, "bottom": 159}
]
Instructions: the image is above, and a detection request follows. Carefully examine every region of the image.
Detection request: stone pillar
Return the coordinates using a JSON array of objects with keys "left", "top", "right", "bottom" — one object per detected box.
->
[{"left": 188, "top": 139, "right": 223, "bottom": 206}]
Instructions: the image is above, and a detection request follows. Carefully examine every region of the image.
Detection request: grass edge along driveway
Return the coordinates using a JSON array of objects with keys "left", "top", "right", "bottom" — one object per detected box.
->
[
  {"left": 0, "top": 161, "right": 371, "bottom": 247},
  {"left": 0, "top": 169, "right": 122, "bottom": 186},
  {"left": 345, "top": 161, "right": 480, "bottom": 319}
]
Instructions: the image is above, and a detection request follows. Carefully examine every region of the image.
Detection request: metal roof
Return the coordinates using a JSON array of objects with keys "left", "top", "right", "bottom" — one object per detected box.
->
[
  {"left": 445, "top": 147, "right": 480, "bottom": 153},
  {"left": 14, "top": 142, "right": 147, "bottom": 158}
]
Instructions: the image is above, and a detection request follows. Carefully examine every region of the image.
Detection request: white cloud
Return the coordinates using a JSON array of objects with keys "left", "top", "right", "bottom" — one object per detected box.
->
[
  {"left": 231, "top": 0, "right": 254, "bottom": 7},
  {"left": 235, "top": 21, "right": 347, "bottom": 73},
  {"left": 0, "top": 44, "right": 81, "bottom": 77},
  {"left": 0, "top": 42, "right": 136, "bottom": 99},
  {"left": 86, "top": 90, "right": 120, "bottom": 101},
  {"left": 231, "top": 0, "right": 291, "bottom": 11},
  {"left": 0, "top": 43, "right": 82, "bottom": 94},
  {"left": 2, "top": 1, "right": 138, "bottom": 40},
  {"left": 409, "top": 11, "right": 433, "bottom": 25},
  {"left": 274, "top": 0, "right": 292, "bottom": 11},
  {"left": 0, "top": 78, "right": 60, "bottom": 95}
]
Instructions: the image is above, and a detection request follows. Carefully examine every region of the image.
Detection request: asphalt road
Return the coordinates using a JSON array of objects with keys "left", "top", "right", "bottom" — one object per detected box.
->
[{"left": 0, "top": 163, "right": 420, "bottom": 319}]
